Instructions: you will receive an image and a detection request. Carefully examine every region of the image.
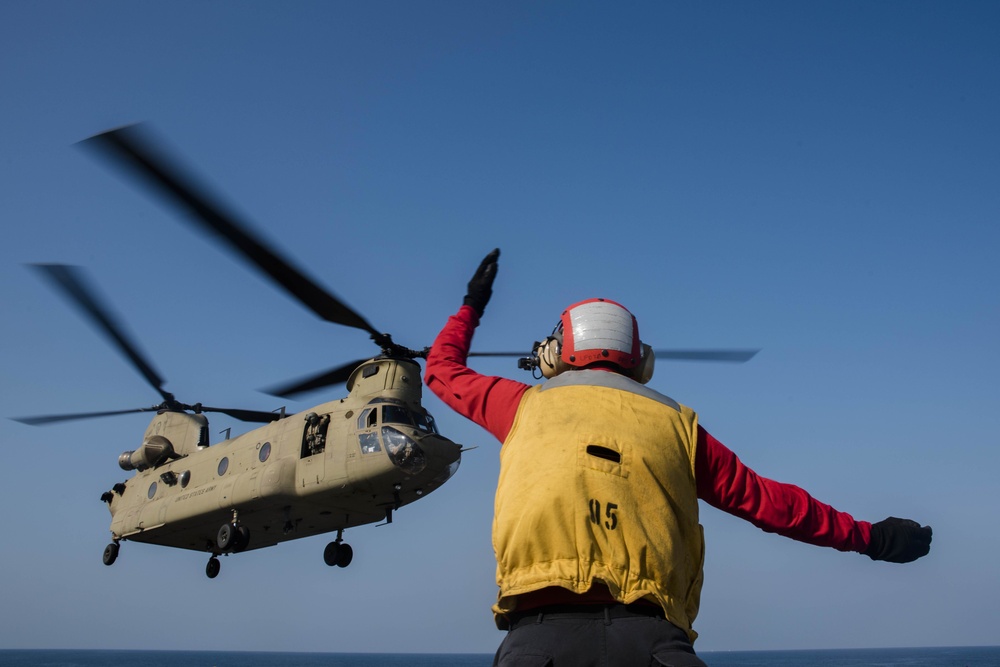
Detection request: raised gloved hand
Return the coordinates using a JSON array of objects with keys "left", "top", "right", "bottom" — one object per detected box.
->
[
  {"left": 464, "top": 248, "right": 500, "bottom": 317},
  {"left": 864, "top": 517, "right": 932, "bottom": 563}
]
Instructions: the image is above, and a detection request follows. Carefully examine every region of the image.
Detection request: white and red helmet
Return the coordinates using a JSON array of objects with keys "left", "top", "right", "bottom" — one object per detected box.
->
[{"left": 534, "top": 298, "right": 654, "bottom": 382}]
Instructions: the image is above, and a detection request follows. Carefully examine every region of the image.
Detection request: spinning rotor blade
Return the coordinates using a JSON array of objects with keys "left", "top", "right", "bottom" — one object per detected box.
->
[
  {"left": 262, "top": 359, "right": 366, "bottom": 398},
  {"left": 466, "top": 352, "right": 532, "bottom": 358},
  {"left": 30, "top": 264, "right": 172, "bottom": 404},
  {"left": 468, "top": 349, "right": 760, "bottom": 362},
  {"left": 651, "top": 349, "right": 759, "bottom": 362},
  {"left": 81, "top": 125, "right": 380, "bottom": 337},
  {"left": 19, "top": 264, "right": 283, "bottom": 427},
  {"left": 197, "top": 405, "right": 283, "bottom": 423},
  {"left": 13, "top": 407, "right": 162, "bottom": 426},
  {"left": 15, "top": 404, "right": 281, "bottom": 426}
]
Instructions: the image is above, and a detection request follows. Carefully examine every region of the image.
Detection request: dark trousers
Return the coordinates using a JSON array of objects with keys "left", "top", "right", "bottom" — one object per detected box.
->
[{"left": 493, "top": 604, "right": 708, "bottom": 667}]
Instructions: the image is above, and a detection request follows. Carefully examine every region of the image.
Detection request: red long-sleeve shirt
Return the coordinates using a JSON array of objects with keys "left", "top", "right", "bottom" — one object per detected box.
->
[{"left": 425, "top": 305, "right": 871, "bottom": 553}]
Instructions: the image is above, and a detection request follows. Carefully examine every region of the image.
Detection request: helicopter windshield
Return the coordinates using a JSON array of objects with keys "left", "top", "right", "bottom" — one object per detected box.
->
[
  {"left": 413, "top": 410, "right": 438, "bottom": 434},
  {"left": 382, "top": 426, "right": 426, "bottom": 474},
  {"left": 356, "top": 399, "right": 438, "bottom": 460},
  {"left": 364, "top": 398, "right": 439, "bottom": 434}
]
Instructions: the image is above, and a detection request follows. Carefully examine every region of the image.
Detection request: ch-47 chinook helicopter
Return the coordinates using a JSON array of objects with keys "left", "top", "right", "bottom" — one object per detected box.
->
[
  {"left": 15, "top": 124, "right": 758, "bottom": 580},
  {"left": 14, "top": 126, "right": 474, "bottom": 579},
  {"left": 18, "top": 261, "right": 461, "bottom": 579}
]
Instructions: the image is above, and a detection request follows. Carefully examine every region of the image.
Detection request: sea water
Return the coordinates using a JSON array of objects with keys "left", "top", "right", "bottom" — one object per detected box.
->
[{"left": 1, "top": 647, "right": 999, "bottom": 666}]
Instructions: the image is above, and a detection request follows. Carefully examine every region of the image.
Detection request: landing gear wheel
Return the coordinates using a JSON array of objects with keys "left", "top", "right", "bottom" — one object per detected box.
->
[
  {"left": 323, "top": 541, "right": 353, "bottom": 568},
  {"left": 217, "top": 523, "right": 236, "bottom": 551},
  {"left": 206, "top": 556, "right": 221, "bottom": 579},
  {"left": 233, "top": 525, "right": 250, "bottom": 553},
  {"left": 218, "top": 522, "right": 249, "bottom": 552},
  {"left": 323, "top": 542, "right": 339, "bottom": 567},
  {"left": 102, "top": 542, "right": 120, "bottom": 566},
  {"left": 335, "top": 543, "right": 353, "bottom": 568}
]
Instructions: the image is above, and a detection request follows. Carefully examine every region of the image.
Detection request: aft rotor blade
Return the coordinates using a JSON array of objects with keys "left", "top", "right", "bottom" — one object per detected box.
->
[
  {"left": 197, "top": 405, "right": 283, "bottom": 423},
  {"left": 13, "top": 406, "right": 162, "bottom": 426},
  {"left": 263, "top": 359, "right": 366, "bottom": 398},
  {"left": 30, "top": 264, "right": 173, "bottom": 404},
  {"left": 81, "top": 125, "right": 380, "bottom": 337}
]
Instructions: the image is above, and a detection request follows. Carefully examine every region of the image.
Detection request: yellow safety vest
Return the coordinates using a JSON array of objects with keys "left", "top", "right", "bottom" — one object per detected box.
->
[{"left": 493, "top": 370, "right": 705, "bottom": 641}]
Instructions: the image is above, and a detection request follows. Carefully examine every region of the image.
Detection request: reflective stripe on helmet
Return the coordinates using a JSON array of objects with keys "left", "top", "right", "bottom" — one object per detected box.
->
[{"left": 560, "top": 298, "right": 641, "bottom": 369}]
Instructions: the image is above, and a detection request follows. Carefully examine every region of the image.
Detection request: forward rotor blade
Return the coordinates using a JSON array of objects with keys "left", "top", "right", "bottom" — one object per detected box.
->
[
  {"left": 651, "top": 349, "right": 760, "bottom": 362},
  {"left": 263, "top": 359, "right": 367, "bottom": 398},
  {"left": 469, "top": 349, "right": 760, "bottom": 362},
  {"left": 197, "top": 406, "right": 283, "bottom": 423},
  {"left": 13, "top": 406, "right": 161, "bottom": 426},
  {"left": 467, "top": 351, "right": 530, "bottom": 357},
  {"left": 30, "top": 264, "right": 173, "bottom": 404},
  {"left": 81, "top": 125, "right": 380, "bottom": 337}
]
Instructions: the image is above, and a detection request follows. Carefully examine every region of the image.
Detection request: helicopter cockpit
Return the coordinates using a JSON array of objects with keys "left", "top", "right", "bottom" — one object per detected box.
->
[{"left": 356, "top": 398, "right": 437, "bottom": 474}]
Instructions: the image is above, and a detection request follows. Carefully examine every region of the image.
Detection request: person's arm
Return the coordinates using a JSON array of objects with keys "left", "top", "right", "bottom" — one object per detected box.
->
[
  {"left": 695, "top": 426, "right": 932, "bottom": 562},
  {"left": 424, "top": 249, "right": 529, "bottom": 442},
  {"left": 424, "top": 304, "right": 528, "bottom": 441},
  {"left": 695, "top": 425, "right": 869, "bottom": 551}
]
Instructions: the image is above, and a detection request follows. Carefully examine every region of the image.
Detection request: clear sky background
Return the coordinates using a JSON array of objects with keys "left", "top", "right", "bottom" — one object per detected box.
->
[{"left": 1, "top": 0, "right": 997, "bottom": 656}]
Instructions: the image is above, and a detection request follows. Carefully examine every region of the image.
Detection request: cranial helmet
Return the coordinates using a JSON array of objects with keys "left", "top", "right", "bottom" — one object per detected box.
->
[{"left": 533, "top": 298, "right": 655, "bottom": 383}]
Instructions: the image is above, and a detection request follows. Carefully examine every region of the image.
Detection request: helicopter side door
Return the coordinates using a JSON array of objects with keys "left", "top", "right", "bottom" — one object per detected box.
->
[{"left": 298, "top": 412, "right": 330, "bottom": 488}]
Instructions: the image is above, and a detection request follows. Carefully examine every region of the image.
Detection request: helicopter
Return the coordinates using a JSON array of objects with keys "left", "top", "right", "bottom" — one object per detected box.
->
[
  {"left": 14, "top": 126, "right": 474, "bottom": 579},
  {"left": 15, "top": 124, "right": 758, "bottom": 580},
  {"left": 18, "top": 262, "right": 462, "bottom": 579}
]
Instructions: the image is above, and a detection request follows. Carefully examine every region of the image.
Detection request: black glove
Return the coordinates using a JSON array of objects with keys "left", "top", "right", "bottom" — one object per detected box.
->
[
  {"left": 864, "top": 517, "right": 932, "bottom": 563},
  {"left": 463, "top": 248, "right": 500, "bottom": 317}
]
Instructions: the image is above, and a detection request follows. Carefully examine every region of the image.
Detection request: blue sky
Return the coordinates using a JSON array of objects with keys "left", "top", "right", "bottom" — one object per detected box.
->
[{"left": 1, "top": 0, "right": 997, "bottom": 655}]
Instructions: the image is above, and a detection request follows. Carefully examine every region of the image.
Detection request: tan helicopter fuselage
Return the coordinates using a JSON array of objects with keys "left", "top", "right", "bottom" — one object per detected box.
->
[{"left": 104, "top": 358, "right": 462, "bottom": 555}]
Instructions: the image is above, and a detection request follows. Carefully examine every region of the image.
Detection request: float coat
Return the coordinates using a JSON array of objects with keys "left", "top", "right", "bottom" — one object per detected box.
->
[{"left": 492, "top": 370, "right": 705, "bottom": 641}]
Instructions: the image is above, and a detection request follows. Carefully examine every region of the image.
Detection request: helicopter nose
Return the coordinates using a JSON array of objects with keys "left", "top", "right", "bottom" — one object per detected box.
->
[
  {"left": 381, "top": 428, "right": 461, "bottom": 476},
  {"left": 420, "top": 434, "right": 462, "bottom": 465},
  {"left": 417, "top": 435, "right": 462, "bottom": 486}
]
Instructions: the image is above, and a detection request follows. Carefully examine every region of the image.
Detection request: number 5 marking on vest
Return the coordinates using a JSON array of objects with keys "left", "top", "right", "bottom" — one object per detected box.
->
[{"left": 589, "top": 499, "right": 618, "bottom": 530}]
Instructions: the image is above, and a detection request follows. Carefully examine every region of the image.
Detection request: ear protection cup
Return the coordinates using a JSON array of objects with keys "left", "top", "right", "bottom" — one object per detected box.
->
[
  {"left": 526, "top": 300, "right": 649, "bottom": 381},
  {"left": 628, "top": 344, "right": 655, "bottom": 384},
  {"left": 537, "top": 336, "right": 571, "bottom": 379}
]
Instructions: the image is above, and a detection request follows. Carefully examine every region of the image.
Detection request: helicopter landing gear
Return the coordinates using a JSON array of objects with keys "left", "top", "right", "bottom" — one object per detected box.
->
[
  {"left": 235, "top": 525, "right": 250, "bottom": 552},
  {"left": 208, "top": 512, "right": 248, "bottom": 578},
  {"left": 217, "top": 511, "right": 250, "bottom": 553},
  {"left": 102, "top": 541, "right": 120, "bottom": 566},
  {"left": 323, "top": 530, "right": 353, "bottom": 568},
  {"left": 217, "top": 522, "right": 250, "bottom": 552},
  {"left": 323, "top": 542, "right": 353, "bottom": 568}
]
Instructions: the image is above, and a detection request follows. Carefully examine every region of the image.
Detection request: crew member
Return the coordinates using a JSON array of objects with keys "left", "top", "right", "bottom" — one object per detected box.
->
[{"left": 424, "top": 249, "right": 932, "bottom": 667}]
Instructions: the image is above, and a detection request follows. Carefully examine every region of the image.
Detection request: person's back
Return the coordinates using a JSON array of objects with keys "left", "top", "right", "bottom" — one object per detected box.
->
[
  {"left": 494, "top": 369, "right": 704, "bottom": 640},
  {"left": 425, "top": 249, "right": 931, "bottom": 667}
]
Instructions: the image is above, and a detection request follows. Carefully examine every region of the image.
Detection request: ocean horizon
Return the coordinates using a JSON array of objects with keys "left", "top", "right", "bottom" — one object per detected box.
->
[{"left": 1, "top": 646, "right": 999, "bottom": 666}]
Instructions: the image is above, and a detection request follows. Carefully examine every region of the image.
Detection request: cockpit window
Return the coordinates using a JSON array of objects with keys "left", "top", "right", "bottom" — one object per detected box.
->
[
  {"left": 357, "top": 408, "right": 376, "bottom": 430},
  {"left": 413, "top": 411, "right": 438, "bottom": 434},
  {"left": 356, "top": 398, "right": 439, "bottom": 458},
  {"left": 382, "top": 404, "right": 413, "bottom": 427},
  {"left": 362, "top": 398, "right": 439, "bottom": 434},
  {"left": 359, "top": 432, "right": 381, "bottom": 454}
]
